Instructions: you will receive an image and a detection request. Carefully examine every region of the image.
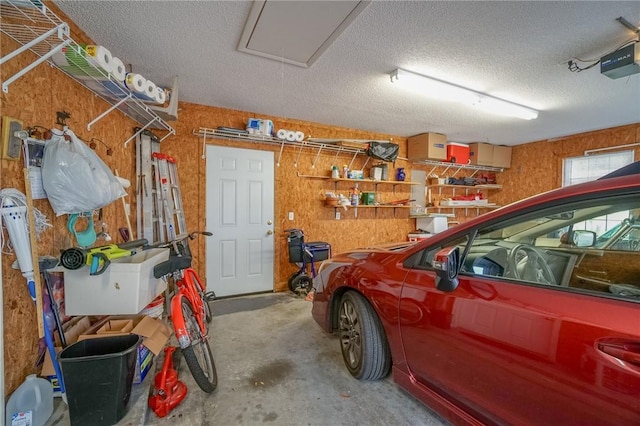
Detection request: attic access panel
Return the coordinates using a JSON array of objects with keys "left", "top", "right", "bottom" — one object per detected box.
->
[{"left": 238, "top": 0, "right": 369, "bottom": 68}]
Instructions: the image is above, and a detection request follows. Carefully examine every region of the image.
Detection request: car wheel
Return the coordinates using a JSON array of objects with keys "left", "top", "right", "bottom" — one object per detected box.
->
[{"left": 338, "top": 291, "right": 391, "bottom": 380}]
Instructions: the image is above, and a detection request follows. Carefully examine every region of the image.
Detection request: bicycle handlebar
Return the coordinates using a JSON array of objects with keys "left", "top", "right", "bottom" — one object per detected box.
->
[{"left": 146, "top": 231, "right": 212, "bottom": 250}]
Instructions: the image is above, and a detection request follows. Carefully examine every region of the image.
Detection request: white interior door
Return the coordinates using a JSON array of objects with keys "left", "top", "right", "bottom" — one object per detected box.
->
[{"left": 205, "top": 146, "right": 275, "bottom": 297}]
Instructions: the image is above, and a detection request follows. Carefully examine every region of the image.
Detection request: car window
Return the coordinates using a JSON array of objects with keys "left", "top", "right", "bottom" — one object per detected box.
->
[
  {"left": 461, "top": 195, "right": 640, "bottom": 302},
  {"left": 408, "top": 235, "right": 470, "bottom": 270}
]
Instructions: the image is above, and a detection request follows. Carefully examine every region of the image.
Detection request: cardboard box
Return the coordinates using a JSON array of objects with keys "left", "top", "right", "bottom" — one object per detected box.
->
[
  {"left": 408, "top": 133, "right": 447, "bottom": 161},
  {"left": 63, "top": 248, "right": 169, "bottom": 315},
  {"left": 446, "top": 142, "right": 470, "bottom": 164},
  {"left": 42, "top": 315, "right": 171, "bottom": 389},
  {"left": 492, "top": 145, "right": 512, "bottom": 168},
  {"left": 96, "top": 319, "right": 134, "bottom": 334},
  {"left": 468, "top": 143, "right": 494, "bottom": 166}
]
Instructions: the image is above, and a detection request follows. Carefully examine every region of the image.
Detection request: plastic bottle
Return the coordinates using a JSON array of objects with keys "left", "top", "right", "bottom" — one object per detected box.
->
[
  {"left": 5, "top": 375, "right": 53, "bottom": 426},
  {"left": 342, "top": 165, "right": 349, "bottom": 179},
  {"left": 331, "top": 166, "right": 339, "bottom": 179}
]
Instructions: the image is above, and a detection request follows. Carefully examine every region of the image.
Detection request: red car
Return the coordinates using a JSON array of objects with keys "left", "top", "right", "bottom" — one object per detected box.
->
[{"left": 312, "top": 162, "right": 640, "bottom": 425}]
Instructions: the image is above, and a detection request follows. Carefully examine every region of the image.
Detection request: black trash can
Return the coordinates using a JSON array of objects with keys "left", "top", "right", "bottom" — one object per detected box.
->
[{"left": 59, "top": 334, "right": 142, "bottom": 426}]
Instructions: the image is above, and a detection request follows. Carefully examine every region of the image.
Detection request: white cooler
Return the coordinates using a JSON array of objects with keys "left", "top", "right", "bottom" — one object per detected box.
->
[{"left": 63, "top": 248, "right": 170, "bottom": 315}]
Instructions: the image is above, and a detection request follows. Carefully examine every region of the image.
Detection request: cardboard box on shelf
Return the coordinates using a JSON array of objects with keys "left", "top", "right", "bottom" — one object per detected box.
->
[
  {"left": 492, "top": 145, "right": 512, "bottom": 168},
  {"left": 468, "top": 143, "right": 494, "bottom": 166},
  {"left": 408, "top": 133, "right": 447, "bottom": 161}
]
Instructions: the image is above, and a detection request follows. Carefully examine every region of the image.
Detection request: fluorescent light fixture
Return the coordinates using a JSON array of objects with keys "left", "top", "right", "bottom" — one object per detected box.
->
[{"left": 389, "top": 68, "right": 539, "bottom": 120}]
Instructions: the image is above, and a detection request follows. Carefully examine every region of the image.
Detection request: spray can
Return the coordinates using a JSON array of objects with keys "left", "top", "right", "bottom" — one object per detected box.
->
[{"left": 342, "top": 165, "right": 349, "bottom": 179}]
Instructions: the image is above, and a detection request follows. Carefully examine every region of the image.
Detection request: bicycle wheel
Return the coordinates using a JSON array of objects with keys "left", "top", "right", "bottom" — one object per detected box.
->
[{"left": 179, "top": 297, "right": 218, "bottom": 393}]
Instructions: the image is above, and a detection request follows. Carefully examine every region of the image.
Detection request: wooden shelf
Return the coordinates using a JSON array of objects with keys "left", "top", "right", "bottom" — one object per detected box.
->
[
  {"left": 428, "top": 184, "right": 502, "bottom": 190},
  {"left": 330, "top": 205, "right": 412, "bottom": 209},
  {"left": 298, "top": 173, "right": 419, "bottom": 186},
  {"left": 414, "top": 159, "right": 504, "bottom": 173},
  {"left": 434, "top": 204, "right": 501, "bottom": 209}
]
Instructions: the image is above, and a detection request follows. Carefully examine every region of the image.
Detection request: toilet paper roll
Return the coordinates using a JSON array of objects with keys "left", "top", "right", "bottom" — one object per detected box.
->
[
  {"left": 84, "top": 45, "right": 112, "bottom": 74},
  {"left": 155, "top": 87, "right": 167, "bottom": 104},
  {"left": 294, "top": 131, "right": 305, "bottom": 142},
  {"left": 110, "top": 57, "right": 126, "bottom": 82},
  {"left": 285, "top": 131, "right": 296, "bottom": 142},
  {"left": 276, "top": 129, "right": 288, "bottom": 140},
  {"left": 145, "top": 80, "right": 158, "bottom": 102},
  {"left": 124, "top": 73, "right": 147, "bottom": 93}
]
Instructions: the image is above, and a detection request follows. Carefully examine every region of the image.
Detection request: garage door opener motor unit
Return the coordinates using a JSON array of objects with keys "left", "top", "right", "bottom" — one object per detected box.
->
[{"left": 601, "top": 43, "right": 640, "bottom": 79}]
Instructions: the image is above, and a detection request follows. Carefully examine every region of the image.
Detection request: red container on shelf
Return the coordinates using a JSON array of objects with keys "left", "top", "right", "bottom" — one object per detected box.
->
[{"left": 446, "top": 142, "right": 470, "bottom": 164}]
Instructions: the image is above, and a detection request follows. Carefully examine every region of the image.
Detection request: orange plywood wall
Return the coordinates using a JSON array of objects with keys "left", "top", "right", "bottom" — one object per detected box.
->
[
  {"left": 2, "top": 2, "right": 639, "bottom": 397},
  {"left": 166, "top": 102, "right": 416, "bottom": 292},
  {"left": 494, "top": 124, "right": 640, "bottom": 206}
]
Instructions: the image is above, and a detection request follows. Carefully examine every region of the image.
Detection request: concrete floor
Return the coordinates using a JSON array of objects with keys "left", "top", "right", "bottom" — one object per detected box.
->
[{"left": 48, "top": 292, "right": 447, "bottom": 425}]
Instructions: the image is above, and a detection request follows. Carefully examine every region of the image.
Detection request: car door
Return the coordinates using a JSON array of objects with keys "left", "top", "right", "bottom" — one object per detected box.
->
[{"left": 399, "top": 196, "right": 640, "bottom": 424}]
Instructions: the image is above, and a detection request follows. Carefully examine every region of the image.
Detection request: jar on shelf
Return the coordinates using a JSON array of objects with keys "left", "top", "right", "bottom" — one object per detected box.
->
[{"left": 396, "top": 167, "right": 406, "bottom": 181}]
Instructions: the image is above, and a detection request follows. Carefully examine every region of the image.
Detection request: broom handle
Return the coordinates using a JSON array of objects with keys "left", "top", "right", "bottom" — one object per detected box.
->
[
  {"left": 23, "top": 168, "right": 44, "bottom": 338},
  {"left": 115, "top": 169, "right": 134, "bottom": 240}
]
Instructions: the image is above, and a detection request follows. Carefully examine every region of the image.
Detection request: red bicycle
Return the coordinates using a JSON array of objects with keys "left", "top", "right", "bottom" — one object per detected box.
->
[{"left": 151, "top": 231, "right": 217, "bottom": 393}]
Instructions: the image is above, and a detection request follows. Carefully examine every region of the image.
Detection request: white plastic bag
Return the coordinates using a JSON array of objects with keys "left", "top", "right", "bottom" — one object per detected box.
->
[{"left": 42, "top": 128, "right": 125, "bottom": 215}]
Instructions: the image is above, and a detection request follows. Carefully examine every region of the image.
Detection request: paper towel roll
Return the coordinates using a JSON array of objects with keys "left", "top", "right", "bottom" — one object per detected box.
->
[
  {"left": 286, "top": 131, "right": 296, "bottom": 142},
  {"left": 294, "top": 131, "right": 305, "bottom": 142},
  {"left": 52, "top": 45, "right": 109, "bottom": 79},
  {"left": 276, "top": 129, "right": 288, "bottom": 140},
  {"left": 124, "top": 73, "right": 147, "bottom": 93},
  {"left": 84, "top": 45, "right": 112, "bottom": 74},
  {"left": 155, "top": 87, "right": 167, "bottom": 104},
  {"left": 110, "top": 57, "right": 126, "bottom": 82},
  {"left": 145, "top": 80, "right": 157, "bottom": 100}
]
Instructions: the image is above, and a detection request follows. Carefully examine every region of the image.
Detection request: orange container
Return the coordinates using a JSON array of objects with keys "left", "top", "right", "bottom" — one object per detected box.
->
[{"left": 446, "top": 142, "right": 470, "bottom": 164}]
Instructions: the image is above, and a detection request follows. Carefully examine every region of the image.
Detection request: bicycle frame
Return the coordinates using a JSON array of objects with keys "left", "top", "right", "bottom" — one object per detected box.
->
[{"left": 170, "top": 267, "right": 208, "bottom": 349}]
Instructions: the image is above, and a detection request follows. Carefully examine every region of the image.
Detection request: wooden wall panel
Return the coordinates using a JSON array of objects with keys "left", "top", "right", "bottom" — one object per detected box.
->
[
  {"left": 167, "top": 102, "right": 414, "bottom": 292},
  {"left": 2, "top": 3, "right": 639, "bottom": 397},
  {"left": 1, "top": 33, "right": 142, "bottom": 396},
  {"left": 493, "top": 124, "right": 640, "bottom": 206}
]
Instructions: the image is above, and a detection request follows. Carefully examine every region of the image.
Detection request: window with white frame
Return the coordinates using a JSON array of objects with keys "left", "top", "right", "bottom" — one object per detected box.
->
[
  {"left": 563, "top": 151, "right": 634, "bottom": 186},
  {"left": 562, "top": 150, "right": 634, "bottom": 234}
]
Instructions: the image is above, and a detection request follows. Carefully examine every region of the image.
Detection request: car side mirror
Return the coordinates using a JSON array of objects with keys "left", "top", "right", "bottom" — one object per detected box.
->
[
  {"left": 570, "top": 230, "right": 596, "bottom": 247},
  {"left": 433, "top": 246, "right": 460, "bottom": 292}
]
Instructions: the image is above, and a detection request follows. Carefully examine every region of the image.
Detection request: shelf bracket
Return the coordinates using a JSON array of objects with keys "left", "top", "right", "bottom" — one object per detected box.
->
[
  {"left": 311, "top": 144, "right": 325, "bottom": 169},
  {"left": 361, "top": 156, "right": 371, "bottom": 170},
  {"left": 124, "top": 117, "right": 159, "bottom": 147},
  {"left": 276, "top": 139, "right": 285, "bottom": 167},
  {"left": 331, "top": 147, "right": 344, "bottom": 164},
  {"left": 159, "top": 129, "right": 175, "bottom": 142},
  {"left": 2, "top": 30, "right": 71, "bottom": 93},
  {"left": 201, "top": 131, "right": 207, "bottom": 159},
  {"left": 348, "top": 152, "right": 359, "bottom": 170},
  {"left": 294, "top": 141, "right": 305, "bottom": 168},
  {"left": 87, "top": 93, "right": 132, "bottom": 131}
]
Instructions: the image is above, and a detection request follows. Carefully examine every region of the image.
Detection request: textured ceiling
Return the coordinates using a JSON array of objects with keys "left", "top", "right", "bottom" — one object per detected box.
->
[{"left": 53, "top": 1, "right": 640, "bottom": 145}]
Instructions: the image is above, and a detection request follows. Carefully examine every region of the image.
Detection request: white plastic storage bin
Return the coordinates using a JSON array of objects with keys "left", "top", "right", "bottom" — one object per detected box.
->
[{"left": 64, "top": 248, "right": 170, "bottom": 315}]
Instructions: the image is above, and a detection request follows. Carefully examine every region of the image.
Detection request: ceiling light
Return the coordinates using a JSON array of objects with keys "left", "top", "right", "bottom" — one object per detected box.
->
[{"left": 389, "top": 68, "right": 539, "bottom": 120}]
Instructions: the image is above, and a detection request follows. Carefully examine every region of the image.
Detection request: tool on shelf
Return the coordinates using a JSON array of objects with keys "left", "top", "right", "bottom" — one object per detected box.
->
[{"left": 59, "top": 239, "right": 148, "bottom": 275}]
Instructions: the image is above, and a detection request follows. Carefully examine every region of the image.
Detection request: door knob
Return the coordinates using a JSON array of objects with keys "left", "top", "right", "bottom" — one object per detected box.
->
[
  {"left": 267, "top": 220, "right": 273, "bottom": 225},
  {"left": 267, "top": 229, "right": 274, "bottom": 235}
]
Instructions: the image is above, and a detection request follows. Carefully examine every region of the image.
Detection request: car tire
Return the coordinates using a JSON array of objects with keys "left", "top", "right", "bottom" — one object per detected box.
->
[{"left": 338, "top": 291, "right": 391, "bottom": 380}]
